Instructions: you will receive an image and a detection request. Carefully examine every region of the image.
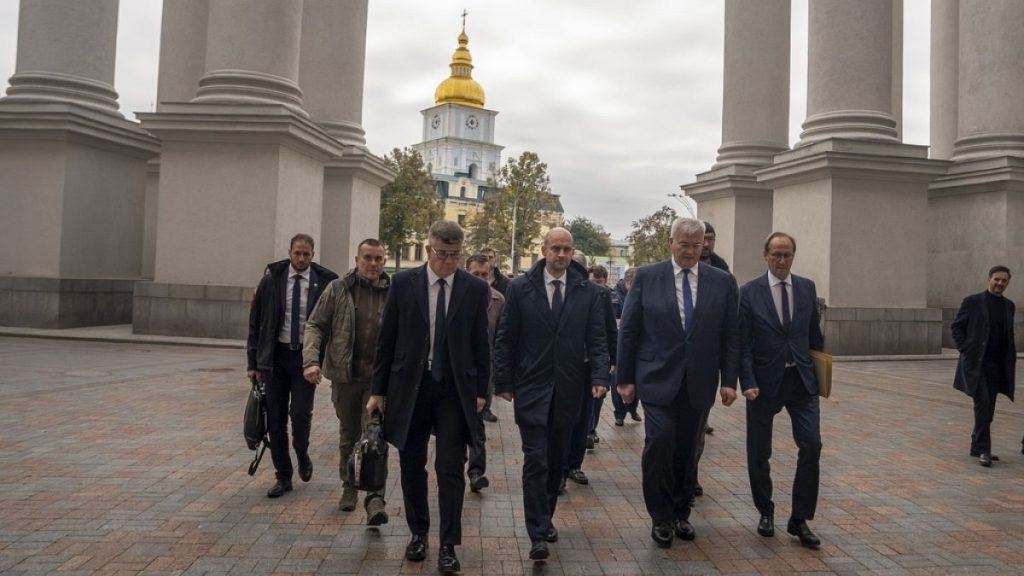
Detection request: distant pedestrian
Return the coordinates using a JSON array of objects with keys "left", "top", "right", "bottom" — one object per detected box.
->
[{"left": 951, "top": 265, "right": 1016, "bottom": 467}]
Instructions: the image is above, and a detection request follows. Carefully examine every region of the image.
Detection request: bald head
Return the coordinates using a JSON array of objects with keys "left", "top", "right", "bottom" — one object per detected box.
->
[{"left": 542, "top": 227, "right": 574, "bottom": 276}]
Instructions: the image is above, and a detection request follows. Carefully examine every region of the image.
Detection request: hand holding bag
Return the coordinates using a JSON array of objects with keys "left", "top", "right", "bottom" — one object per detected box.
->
[
  {"left": 347, "top": 411, "right": 388, "bottom": 492},
  {"left": 243, "top": 376, "right": 269, "bottom": 475}
]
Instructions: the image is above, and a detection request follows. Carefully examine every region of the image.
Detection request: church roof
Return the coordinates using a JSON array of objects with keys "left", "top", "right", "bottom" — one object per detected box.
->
[{"left": 434, "top": 23, "right": 485, "bottom": 108}]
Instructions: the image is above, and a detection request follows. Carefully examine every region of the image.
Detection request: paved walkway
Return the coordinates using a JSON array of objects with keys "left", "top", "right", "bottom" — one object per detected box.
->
[{"left": 0, "top": 336, "right": 1021, "bottom": 575}]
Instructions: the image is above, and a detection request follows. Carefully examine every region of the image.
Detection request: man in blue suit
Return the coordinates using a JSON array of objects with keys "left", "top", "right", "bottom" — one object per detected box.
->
[
  {"left": 617, "top": 217, "right": 739, "bottom": 548},
  {"left": 494, "top": 227, "right": 610, "bottom": 561},
  {"left": 735, "top": 232, "right": 824, "bottom": 549},
  {"left": 368, "top": 220, "right": 491, "bottom": 574}
]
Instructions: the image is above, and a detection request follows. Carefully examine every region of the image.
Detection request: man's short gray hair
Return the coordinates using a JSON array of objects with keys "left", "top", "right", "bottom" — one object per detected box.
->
[
  {"left": 670, "top": 217, "right": 705, "bottom": 239},
  {"left": 428, "top": 220, "right": 464, "bottom": 244}
]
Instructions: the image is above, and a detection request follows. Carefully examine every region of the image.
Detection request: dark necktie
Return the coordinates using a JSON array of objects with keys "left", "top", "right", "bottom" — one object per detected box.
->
[
  {"left": 682, "top": 269, "right": 694, "bottom": 330},
  {"left": 551, "top": 279, "right": 563, "bottom": 316},
  {"left": 780, "top": 281, "right": 791, "bottom": 331},
  {"left": 780, "top": 280, "right": 793, "bottom": 363},
  {"left": 431, "top": 278, "right": 447, "bottom": 381},
  {"left": 290, "top": 274, "right": 302, "bottom": 347}
]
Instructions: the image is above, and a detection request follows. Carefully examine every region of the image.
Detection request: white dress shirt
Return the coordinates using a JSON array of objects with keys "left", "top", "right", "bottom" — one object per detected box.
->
[
  {"left": 671, "top": 259, "right": 699, "bottom": 329},
  {"left": 543, "top": 267, "right": 567, "bottom": 308},
  {"left": 426, "top": 265, "right": 455, "bottom": 367},
  {"left": 767, "top": 270, "right": 794, "bottom": 327},
  {"left": 279, "top": 266, "right": 311, "bottom": 344}
]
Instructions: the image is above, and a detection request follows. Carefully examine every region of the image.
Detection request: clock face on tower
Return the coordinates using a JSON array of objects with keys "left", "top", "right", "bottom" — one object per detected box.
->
[
  {"left": 431, "top": 114, "right": 440, "bottom": 129},
  {"left": 465, "top": 115, "right": 479, "bottom": 129}
]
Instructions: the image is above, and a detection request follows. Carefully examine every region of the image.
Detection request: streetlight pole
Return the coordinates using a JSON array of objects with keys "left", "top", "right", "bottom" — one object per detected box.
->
[
  {"left": 509, "top": 195, "right": 519, "bottom": 274},
  {"left": 667, "top": 192, "right": 698, "bottom": 219}
]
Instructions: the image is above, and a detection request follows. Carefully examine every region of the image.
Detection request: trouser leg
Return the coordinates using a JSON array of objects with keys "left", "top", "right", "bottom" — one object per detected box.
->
[
  {"left": 785, "top": 373, "right": 822, "bottom": 521},
  {"left": 519, "top": 424, "right": 550, "bottom": 543},
  {"left": 971, "top": 377, "right": 996, "bottom": 454},
  {"left": 433, "top": 389, "right": 469, "bottom": 546},
  {"left": 399, "top": 377, "right": 433, "bottom": 537},
  {"left": 746, "top": 392, "right": 780, "bottom": 517}
]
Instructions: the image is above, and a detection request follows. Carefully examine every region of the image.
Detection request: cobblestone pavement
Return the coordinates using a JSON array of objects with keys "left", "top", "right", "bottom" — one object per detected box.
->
[{"left": 0, "top": 336, "right": 1022, "bottom": 575}]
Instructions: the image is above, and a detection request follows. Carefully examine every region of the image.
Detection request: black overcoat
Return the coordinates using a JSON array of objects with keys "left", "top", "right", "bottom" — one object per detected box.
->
[
  {"left": 493, "top": 260, "right": 610, "bottom": 428},
  {"left": 951, "top": 291, "right": 1016, "bottom": 401},
  {"left": 371, "top": 265, "right": 491, "bottom": 451}
]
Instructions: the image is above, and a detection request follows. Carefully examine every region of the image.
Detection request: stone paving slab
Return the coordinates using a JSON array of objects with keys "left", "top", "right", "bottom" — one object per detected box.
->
[{"left": 0, "top": 336, "right": 1022, "bottom": 575}]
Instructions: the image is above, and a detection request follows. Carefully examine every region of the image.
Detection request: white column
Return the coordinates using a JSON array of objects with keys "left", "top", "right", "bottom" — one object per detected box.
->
[
  {"left": 715, "top": 0, "right": 790, "bottom": 167},
  {"left": 952, "top": 0, "right": 1024, "bottom": 161},
  {"left": 192, "top": 0, "right": 307, "bottom": 115},
  {"left": 299, "top": 0, "right": 368, "bottom": 146},
  {"left": 155, "top": 0, "right": 209, "bottom": 109},
  {"left": 799, "top": 0, "right": 900, "bottom": 144},
  {"left": 3, "top": 0, "right": 121, "bottom": 115},
  {"left": 930, "top": 0, "right": 959, "bottom": 160}
]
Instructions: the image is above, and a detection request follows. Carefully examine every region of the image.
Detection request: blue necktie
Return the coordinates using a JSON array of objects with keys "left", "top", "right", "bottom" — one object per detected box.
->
[
  {"left": 431, "top": 278, "right": 447, "bottom": 381},
  {"left": 551, "top": 279, "right": 563, "bottom": 316},
  {"left": 682, "top": 269, "right": 694, "bottom": 330},
  {"left": 290, "top": 274, "right": 302, "bottom": 347}
]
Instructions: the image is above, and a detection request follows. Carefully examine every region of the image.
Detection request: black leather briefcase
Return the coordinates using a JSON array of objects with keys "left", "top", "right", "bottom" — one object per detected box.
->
[
  {"left": 347, "top": 412, "right": 388, "bottom": 492},
  {"left": 243, "top": 377, "right": 269, "bottom": 475}
]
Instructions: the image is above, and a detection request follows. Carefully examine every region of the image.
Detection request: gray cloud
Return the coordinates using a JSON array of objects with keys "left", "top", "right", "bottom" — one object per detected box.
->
[{"left": 0, "top": 0, "right": 932, "bottom": 239}]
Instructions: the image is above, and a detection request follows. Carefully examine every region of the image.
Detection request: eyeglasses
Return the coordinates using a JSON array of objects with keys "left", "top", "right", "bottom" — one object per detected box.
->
[
  {"left": 431, "top": 249, "right": 463, "bottom": 261},
  {"left": 768, "top": 252, "right": 794, "bottom": 261},
  {"left": 674, "top": 242, "right": 703, "bottom": 251}
]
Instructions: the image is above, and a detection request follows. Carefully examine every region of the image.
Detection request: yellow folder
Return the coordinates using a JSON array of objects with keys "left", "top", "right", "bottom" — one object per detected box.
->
[{"left": 810, "top": 350, "right": 833, "bottom": 398}]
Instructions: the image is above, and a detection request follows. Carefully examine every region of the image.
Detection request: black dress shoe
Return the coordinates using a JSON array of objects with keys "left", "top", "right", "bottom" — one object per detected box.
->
[
  {"left": 651, "top": 522, "right": 673, "bottom": 548},
  {"left": 266, "top": 479, "right": 292, "bottom": 498},
  {"left": 529, "top": 540, "right": 549, "bottom": 560},
  {"left": 468, "top": 471, "right": 489, "bottom": 492},
  {"left": 705, "top": 425, "right": 714, "bottom": 435},
  {"left": 630, "top": 410, "right": 642, "bottom": 422},
  {"left": 297, "top": 452, "right": 313, "bottom": 482},
  {"left": 567, "top": 469, "right": 589, "bottom": 485},
  {"left": 787, "top": 519, "right": 820, "bottom": 549},
  {"left": 694, "top": 483, "right": 703, "bottom": 496},
  {"left": 438, "top": 544, "right": 460, "bottom": 573},
  {"left": 585, "top": 434, "right": 595, "bottom": 450},
  {"left": 544, "top": 526, "right": 559, "bottom": 543},
  {"left": 970, "top": 451, "right": 998, "bottom": 460},
  {"left": 481, "top": 410, "right": 498, "bottom": 423},
  {"left": 757, "top": 515, "right": 775, "bottom": 537},
  {"left": 979, "top": 453, "right": 993, "bottom": 467},
  {"left": 672, "top": 519, "right": 695, "bottom": 541},
  {"left": 405, "top": 534, "right": 427, "bottom": 562},
  {"left": 614, "top": 417, "right": 624, "bottom": 426}
]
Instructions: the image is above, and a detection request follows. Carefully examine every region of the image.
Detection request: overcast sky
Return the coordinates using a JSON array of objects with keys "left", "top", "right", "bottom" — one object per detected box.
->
[{"left": 0, "top": 0, "right": 931, "bottom": 239}]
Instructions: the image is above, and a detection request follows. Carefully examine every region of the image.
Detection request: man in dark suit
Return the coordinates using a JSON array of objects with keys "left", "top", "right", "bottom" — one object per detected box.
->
[
  {"left": 617, "top": 217, "right": 740, "bottom": 548},
  {"left": 952, "top": 265, "right": 1016, "bottom": 467},
  {"left": 367, "top": 220, "right": 491, "bottom": 574},
  {"left": 494, "top": 228, "right": 610, "bottom": 561},
  {"left": 247, "top": 233, "right": 338, "bottom": 498},
  {"left": 736, "top": 232, "right": 824, "bottom": 549}
]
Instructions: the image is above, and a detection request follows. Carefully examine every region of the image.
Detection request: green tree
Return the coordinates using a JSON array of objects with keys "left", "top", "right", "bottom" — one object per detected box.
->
[
  {"left": 627, "top": 205, "right": 677, "bottom": 265},
  {"left": 564, "top": 216, "right": 612, "bottom": 263},
  {"left": 467, "top": 151, "right": 554, "bottom": 273},
  {"left": 378, "top": 147, "right": 444, "bottom": 270}
]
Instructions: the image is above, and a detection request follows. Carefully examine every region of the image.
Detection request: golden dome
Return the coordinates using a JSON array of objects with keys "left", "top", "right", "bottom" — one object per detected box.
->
[{"left": 434, "top": 29, "right": 485, "bottom": 108}]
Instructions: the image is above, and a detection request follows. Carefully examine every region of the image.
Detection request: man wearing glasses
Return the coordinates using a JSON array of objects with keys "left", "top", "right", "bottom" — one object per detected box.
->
[
  {"left": 368, "top": 220, "right": 491, "bottom": 574},
  {"left": 735, "top": 232, "right": 824, "bottom": 549}
]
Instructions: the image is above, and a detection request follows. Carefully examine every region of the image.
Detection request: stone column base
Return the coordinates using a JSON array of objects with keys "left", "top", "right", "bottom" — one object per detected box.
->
[
  {"left": 682, "top": 163, "right": 774, "bottom": 282},
  {"left": 0, "top": 276, "right": 134, "bottom": 328},
  {"left": 133, "top": 282, "right": 253, "bottom": 340},
  {"left": 823, "top": 307, "right": 943, "bottom": 355}
]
